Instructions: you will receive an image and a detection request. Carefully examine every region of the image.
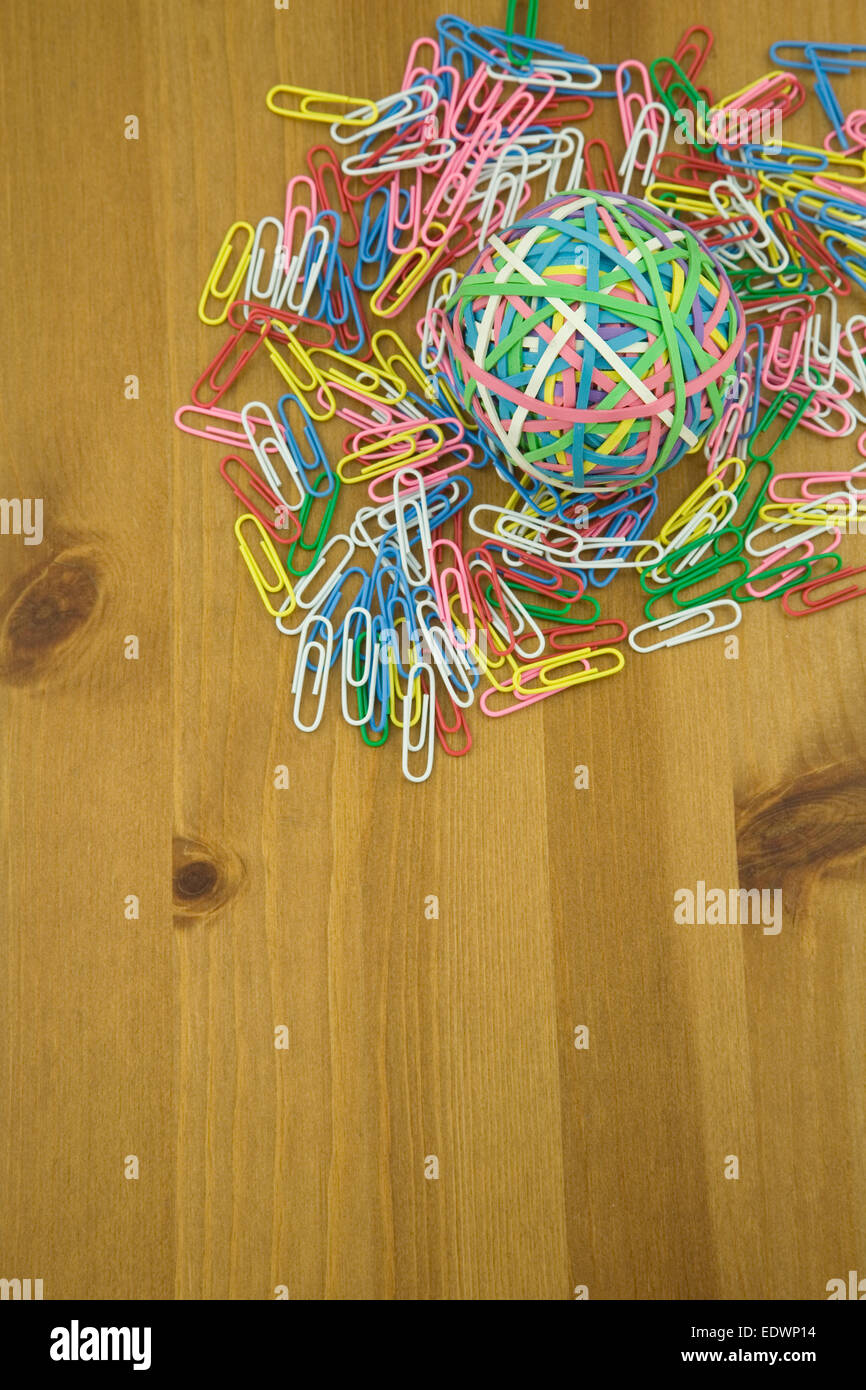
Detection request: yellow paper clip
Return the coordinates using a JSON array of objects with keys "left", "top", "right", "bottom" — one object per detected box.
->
[
  {"left": 266, "top": 84, "right": 379, "bottom": 128},
  {"left": 234, "top": 513, "right": 296, "bottom": 618},
  {"left": 653, "top": 457, "right": 744, "bottom": 549},
  {"left": 388, "top": 631, "right": 423, "bottom": 728},
  {"left": 263, "top": 330, "right": 323, "bottom": 400},
  {"left": 309, "top": 346, "right": 402, "bottom": 405},
  {"left": 453, "top": 613, "right": 521, "bottom": 692},
  {"left": 198, "top": 221, "right": 255, "bottom": 326},
  {"left": 434, "top": 375, "right": 477, "bottom": 428},
  {"left": 515, "top": 646, "right": 625, "bottom": 696},
  {"left": 370, "top": 243, "right": 441, "bottom": 316},
  {"left": 337, "top": 421, "right": 445, "bottom": 483},
  {"left": 371, "top": 329, "right": 433, "bottom": 397}
]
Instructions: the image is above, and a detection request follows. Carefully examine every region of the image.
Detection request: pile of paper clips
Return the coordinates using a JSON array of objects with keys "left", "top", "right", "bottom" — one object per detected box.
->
[{"left": 176, "top": 13, "right": 866, "bottom": 781}]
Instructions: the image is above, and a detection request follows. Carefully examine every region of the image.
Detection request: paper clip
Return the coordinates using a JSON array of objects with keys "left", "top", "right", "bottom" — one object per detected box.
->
[
  {"left": 402, "top": 661, "right": 436, "bottom": 782},
  {"left": 292, "top": 533, "right": 356, "bottom": 612},
  {"left": 340, "top": 606, "right": 381, "bottom": 726},
  {"left": 574, "top": 535, "right": 665, "bottom": 569},
  {"left": 514, "top": 645, "right": 625, "bottom": 695},
  {"left": 415, "top": 597, "right": 477, "bottom": 709},
  {"left": 266, "top": 84, "right": 380, "bottom": 128},
  {"left": 219, "top": 453, "right": 301, "bottom": 545},
  {"left": 198, "top": 221, "right": 255, "bottom": 326},
  {"left": 628, "top": 600, "right": 742, "bottom": 651},
  {"left": 174, "top": 402, "right": 275, "bottom": 450},
  {"left": 478, "top": 669, "right": 567, "bottom": 716},
  {"left": 241, "top": 401, "right": 307, "bottom": 510},
  {"left": 292, "top": 614, "right": 334, "bottom": 732},
  {"left": 747, "top": 390, "right": 817, "bottom": 460},
  {"left": 234, "top": 513, "right": 296, "bottom": 617},
  {"left": 782, "top": 562, "right": 866, "bottom": 615},
  {"left": 430, "top": 538, "right": 477, "bottom": 648},
  {"left": 262, "top": 330, "right": 323, "bottom": 402},
  {"left": 306, "top": 145, "right": 360, "bottom": 249},
  {"left": 504, "top": 0, "right": 539, "bottom": 67},
  {"left": 392, "top": 467, "right": 433, "bottom": 584},
  {"left": 276, "top": 394, "right": 335, "bottom": 497},
  {"left": 433, "top": 684, "right": 473, "bottom": 757},
  {"left": 190, "top": 316, "right": 270, "bottom": 408},
  {"left": 469, "top": 504, "right": 583, "bottom": 566},
  {"left": 616, "top": 59, "right": 655, "bottom": 144},
  {"left": 671, "top": 24, "right": 714, "bottom": 85},
  {"left": 244, "top": 216, "right": 288, "bottom": 303},
  {"left": 548, "top": 618, "right": 628, "bottom": 651}
]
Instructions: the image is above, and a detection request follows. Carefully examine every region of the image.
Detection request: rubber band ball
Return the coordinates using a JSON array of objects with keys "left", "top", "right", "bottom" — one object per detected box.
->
[{"left": 443, "top": 189, "right": 746, "bottom": 491}]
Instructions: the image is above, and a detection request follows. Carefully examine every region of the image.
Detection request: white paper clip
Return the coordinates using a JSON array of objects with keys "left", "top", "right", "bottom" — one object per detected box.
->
[
  {"left": 402, "top": 661, "right": 436, "bottom": 783},
  {"left": 574, "top": 535, "right": 666, "bottom": 569},
  {"left": 628, "top": 600, "right": 742, "bottom": 652},
  {"left": 244, "top": 217, "right": 287, "bottom": 302},
  {"left": 340, "top": 606, "right": 381, "bottom": 726},
  {"left": 292, "top": 614, "right": 334, "bottom": 731},
  {"left": 241, "top": 401, "right": 307, "bottom": 511},
  {"left": 293, "top": 533, "right": 356, "bottom": 610}
]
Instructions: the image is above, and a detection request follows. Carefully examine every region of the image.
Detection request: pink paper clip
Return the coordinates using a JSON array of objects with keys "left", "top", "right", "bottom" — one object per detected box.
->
[
  {"left": 283, "top": 175, "right": 318, "bottom": 266},
  {"left": 430, "top": 538, "right": 476, "bottom": 649},
  {"left": 742, "top": 546, "right": 818, "bottom": 600},
  {"left": 824, "top": 109, "right": 866, "bottom": 154},
  {"left": 615, "top": 59, "right": 655, "bottom": 146},
  {"left": 479, "top": 679, "right": 564, "bottom": 717},
  {"left": 174, "top": 403, "right": 275, "bottom": 449},
  {"left": 763, "top": 309, "right": 809, "bottom": 390},
  {"left": 769, "top": 470, "right": 852, "bottom": 502},
  {"left": 401, "top": 36, "right": 440, "bottom": 88},
  {"left": 420, "top": 124, "right": 503, "bottom": 246},
  {"left": 449, "top": 64, "right": 502, "bottom": 135},
  {"left": 366, "top": 446, "right": 479, "bottom": 504}
]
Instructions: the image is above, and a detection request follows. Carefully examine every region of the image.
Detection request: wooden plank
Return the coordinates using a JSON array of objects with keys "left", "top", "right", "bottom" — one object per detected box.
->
[{"left": 0, "top": 0, "right": 863, "bottom": 1302}]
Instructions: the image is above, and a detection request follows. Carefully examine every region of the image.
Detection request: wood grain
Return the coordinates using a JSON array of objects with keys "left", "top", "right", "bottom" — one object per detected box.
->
[{"left": 0, "top": 0, "right": 864, "bottom": 1301}]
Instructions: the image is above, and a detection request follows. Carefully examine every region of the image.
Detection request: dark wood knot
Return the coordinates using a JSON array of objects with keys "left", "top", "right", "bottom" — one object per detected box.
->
[
  {"left": 736, "top": 761, "right": 866, "bottom": 890},
  {"left": 0, "top": 547, "right": 104, "bottom": 684},
  {"left": 173, "top": 836, "right": 244, "bottom": 922}
]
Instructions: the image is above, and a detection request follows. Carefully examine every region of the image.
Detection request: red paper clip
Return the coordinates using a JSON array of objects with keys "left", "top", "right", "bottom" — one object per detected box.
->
[
  {"left": 782, "top": 563, "right": 866, "bottom": 615},
  {"left": 219, "top": 454, "right": 301, "bottom": 545},
  {"left": 672, "top": 25, "right": 714, "bottom": 84}
]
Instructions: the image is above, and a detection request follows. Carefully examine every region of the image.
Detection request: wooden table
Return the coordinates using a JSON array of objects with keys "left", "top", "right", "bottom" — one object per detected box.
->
[{"left": 1, "top": 0, "right": 863, "bottom": 1300}]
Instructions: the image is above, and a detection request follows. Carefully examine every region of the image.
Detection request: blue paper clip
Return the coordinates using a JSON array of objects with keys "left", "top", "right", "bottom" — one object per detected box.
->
[
  {"left": 436, "top": 14, "right": 605, "bottom": 92},
  {"left": 329, "top": 257, "right": 368, "bottom": 355},
  {"left": 734, "top": 142, "right": 829, "bottom": 175},
  {"left": 317, "top": 564, "right": 369, "bottom": 661},
  {"left": 824, "top": 235, "right": 866, "bottom": 291},
  {"left": 276, "top": 393, "right": 336, "bottom": 498},
  {"left": 793, "top": 186, "right": 866, "bottom": 235},
  {"left": 354, "top": 187, "right": 399, "bottom": 292},
  {"left": 769, "top": 42, "right": 866, "bottom": 147},
  {"left": 300, "top": 210, "right": 341, "bottom": 321}
]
